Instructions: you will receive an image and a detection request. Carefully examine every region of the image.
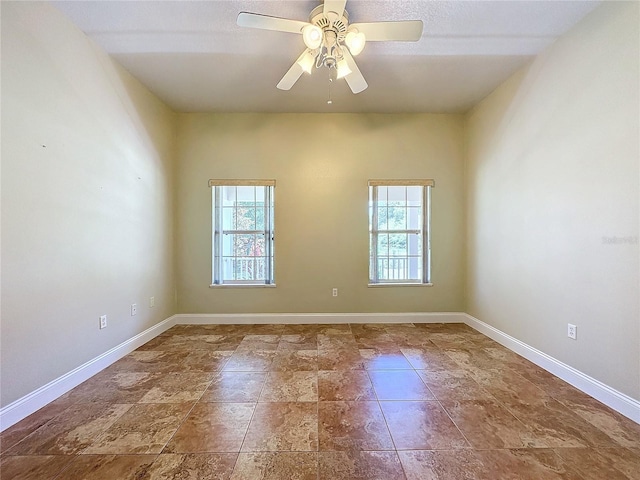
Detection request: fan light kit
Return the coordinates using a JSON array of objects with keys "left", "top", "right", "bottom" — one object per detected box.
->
[{"left": 237, "top": 0, "right": 423, "bottom": 95}]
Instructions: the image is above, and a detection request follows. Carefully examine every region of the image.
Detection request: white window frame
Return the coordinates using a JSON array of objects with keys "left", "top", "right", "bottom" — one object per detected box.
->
[
  {"left": 368, "top": 179, "right": 434, "bottom": 286},
  {"left": 209, "top": 179, "right": 275, "bottom": 287}
]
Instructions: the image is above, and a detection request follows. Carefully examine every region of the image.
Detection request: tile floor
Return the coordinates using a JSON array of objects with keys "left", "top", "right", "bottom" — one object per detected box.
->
[{"left": 2, "top": 322, "right": 639, "bottom": 479}]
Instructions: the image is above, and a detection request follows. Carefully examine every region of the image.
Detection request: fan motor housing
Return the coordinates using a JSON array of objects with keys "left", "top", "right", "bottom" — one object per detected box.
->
[{"left": 309, "top": 5, "right": 349, "bottom": 42}]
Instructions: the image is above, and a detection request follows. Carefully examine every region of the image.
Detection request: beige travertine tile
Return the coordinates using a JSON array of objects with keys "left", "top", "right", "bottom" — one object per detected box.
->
[
  {"left": 0, "top": 454, "right": 74, "bottom": 480},
  {"left": 236, "top": 335, "right": 281, "bottom": 351},
  {"left": 318, "top": 401, "right": 393, "bottom": 451},
  {"left": 277, "top": 334, "right": 318, "bottom": 350},
  {"left": 223, "top": 350, "right": 277, "bottom": 372},
  {"left": 417, "top": 369, "right": 494, "bottom": 402},
  {"left": 380, "top": 400, "right": 469, "bottom": 450},
  {"left": 503, "top": 397, "right": 624, "bottom": 448},
  {"left": 0, "top": 398, "right": 76, "bottom": 453},
  {"left": 555, "top": 447, "right": 640, "bottom": 480},
  {"left": 317, "top": 347, "right": 365, "bottom": 371},
  {"left": 6, "top": 403, "right": 131, "bottom": 455},
  {"left": 138, "top": 372, "right": 214, "bottom": 403},
  {"left": 368, "top": 370, "right": 435, "bottom": 400},
  {"left": 473, "top": 449, "right": 581, "bottom": 480},
  {"left": 398, "top": 449, "right": 486, "bottom": 480},
  {"left": 232, "top": 452, "right": 317, "bottom": 480},
  {"left": 200, "top": 372, "right": 267, "bottom": 402},
  {"left": 63, "top": 371, "right": 161, "bottom": 404},
  {"left": 58, "top": 455, "right": 156, "bottom": 480},
  {"left": 442, "top": 399, "right": 545, "bottom": 448},
  {"left": 317, "top": 370, "right": 376, "bottom": 401},
  {"left": 164, "top": 403, "right": 255, "bottom": 453},
  {"left": 270, "top": 349, "right": 318, "bottom": 371},
  {"left": 259, "top": 371, "right": 318, "bottom": 402},
  {"left": 146, "top": 453, "right": 237, "bottom": 480},
  {"left": 555, "top": 395, "right": 640, "bottom": 448},
  {"left": 318, "top": 451, "right": 406, "bottom": 480},
  {"left": 84, "top": 403, "right": 192, "bottom": 454},
  {"left": 241, "top": 402, "right": 318, "bottom": 452},
  {"left": 359, "top": 349, "right": 413, "bottom": 370},
  {"left": 400, "top": 348, "right": 462, "bottom": 371},
  {"left": 282, "top": 324, "right": 351, "bottom": 335}
]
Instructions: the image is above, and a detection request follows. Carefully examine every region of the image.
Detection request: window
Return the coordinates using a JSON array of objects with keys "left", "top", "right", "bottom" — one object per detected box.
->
[
  {"left": 210, "top": 180, "right": 275, "bottom": 286},
  {"left": 368, "top": 180, "right": 434, "bottom": 284}
]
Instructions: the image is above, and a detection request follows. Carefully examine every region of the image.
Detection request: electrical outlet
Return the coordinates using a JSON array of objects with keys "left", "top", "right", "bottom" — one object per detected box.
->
[
  {"left": 131, "top": 303, "right": 137, "bottom": 316},
  {"left": 567, "top": 323, "right": 577, "bottom": 340},
  {"left": 149, "top": 296, "right": 155, "bottom": 308},
  {"left": 332, "top": 288, "right": 338, "bottom": 297},
  {"left": 99, "top": 315, "right": 107, "bottom": 329}
]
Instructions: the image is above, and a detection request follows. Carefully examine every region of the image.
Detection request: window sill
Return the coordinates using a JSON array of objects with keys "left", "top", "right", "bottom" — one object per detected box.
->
[
  {"left": 209, "top": 284, "right": 277, "bottom": 288},
  {"left": 368, "top": 283, "right": 433, "bottom": 288}
]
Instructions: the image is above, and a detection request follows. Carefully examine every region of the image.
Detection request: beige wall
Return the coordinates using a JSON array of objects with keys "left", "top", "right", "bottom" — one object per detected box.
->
[
  {"left": 176, "top": 113, "right": 466, "bottom": 314},
  {"left": 466, "top": 2, "right": 640, "bottom": 398},
  {"left": 1, "top": 2, "right": 177, "bottom": 407}
]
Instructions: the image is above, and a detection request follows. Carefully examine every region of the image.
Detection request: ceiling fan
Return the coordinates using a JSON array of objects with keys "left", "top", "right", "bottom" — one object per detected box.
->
[{"left": 237, "top": 0, "right": 423, "bottom": 94}]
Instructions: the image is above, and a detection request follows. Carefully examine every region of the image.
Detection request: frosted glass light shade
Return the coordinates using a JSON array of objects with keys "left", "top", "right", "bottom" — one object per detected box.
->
[
  {"left": 297, "top": 50, "right": 315, "bottom": 74},
  {"left": 336, "top": 58, "right": 352, "bottom": 79},
  {"left": 345, "top": 30, "right": 366, "bottom": 56},
  {"left": 302, "top": 25, "right": 323, "bottom": 49}
]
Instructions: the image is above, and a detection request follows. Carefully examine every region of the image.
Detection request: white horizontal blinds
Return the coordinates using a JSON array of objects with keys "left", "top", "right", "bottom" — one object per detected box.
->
[
  {"left": 368, "top": 179, "right": 434, "bottom": 187},
  {"left": 209, "top": 179, "right": 276, "bottom": 187}
]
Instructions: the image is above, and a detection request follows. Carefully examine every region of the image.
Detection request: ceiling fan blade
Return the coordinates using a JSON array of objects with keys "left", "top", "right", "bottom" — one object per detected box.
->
[
  {"left": 277, "top": 50, "right": 309, "bottom": 90},
  {"left": 342, "top": 49, "right": 368, "bottom": 94},
  {"left": 323, "top": 0, "right": 347, "bottom": 19},
  {"left": 350, "top": 20, "right": 423, "bottom": 41},
  {"left": 237, "top": 12, "right": 309, "bottom": 34}
]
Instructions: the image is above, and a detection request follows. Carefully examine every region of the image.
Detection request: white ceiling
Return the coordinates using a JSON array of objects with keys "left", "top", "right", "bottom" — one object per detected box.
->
[{"left": 52, "top": 0, "right": 600, "bottom": 113}]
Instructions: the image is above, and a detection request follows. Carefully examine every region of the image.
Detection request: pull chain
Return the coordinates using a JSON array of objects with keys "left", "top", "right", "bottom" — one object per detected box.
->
[{"left": 327, "top": 77, "right": 333, "bottom": 105}]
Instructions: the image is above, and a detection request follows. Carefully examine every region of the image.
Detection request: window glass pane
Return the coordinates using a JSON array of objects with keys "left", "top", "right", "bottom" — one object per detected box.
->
[
  {"left": 408, "top": 257, "right": 421, "bottom": 279},
  {"left": 377, "top": 258, "right": 388, "bottom": 280},
  {"left": 222, "top": 257, "right": 235, "bottom": 280},
  {"left": 377, "top": 233, "right": 389, "bottom": 254},
  {"left": 386, "top": 257, "right": 407, "bottom": 280},
  {"left": 407, "top": 206, "right": 421, "bottom": 229},
  {"left": 407, "top": 186, "right": 421, "bottom": 206},
  {"left": 253, "top": 234, "right": 266, "bottom": 257},
  {"left": 377, "top": 206, "right": 388, "bottom": 230},
  {"left": 387, "top": 186, "right": 406, "bottom": 203},
  {"left": 389, "top": 233, "right": 407, "bottom": 256},
  {"left": 236, "top": 206, "right": 256, "bottom": 231},
  {"left": 222, "top": 207, "right": 234, "bottom": 230},
  {"left": 236, "top": 186, "right": 255, "bottom": 202},
  {"left": 222, "top": 233, "right": 234, "bottom": 256},
  {"left": 222, "top": 186, "right": 236, "bottom": 206},
  {"left": 387, "top": 206, "right": 406, "bottom": 230},
  {"left": 408, "top": 233, "right": 421, "bottom": 255},
  {"left": 255, "top": 204, "right": 265, "bottom": 231},
  {"left": 234, "top": 234, "right": 254, "bottom": 256},
  {"left": 255, "top": 186, "right": 265, "bottom": 203},
  {"left": 377, "top": 186, "right": 388, "bottom": 204}
]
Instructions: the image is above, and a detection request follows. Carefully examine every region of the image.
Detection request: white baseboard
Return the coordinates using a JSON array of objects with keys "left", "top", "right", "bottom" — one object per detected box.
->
[
  {"left": 463, "top": 314, "right": 640, "bottom": 424},
  {"left": 175, "top": 312, "right": 468, "bottom": 325},
  {"left": 0, "top": 316, "right": 177, "bottom": 432}
]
